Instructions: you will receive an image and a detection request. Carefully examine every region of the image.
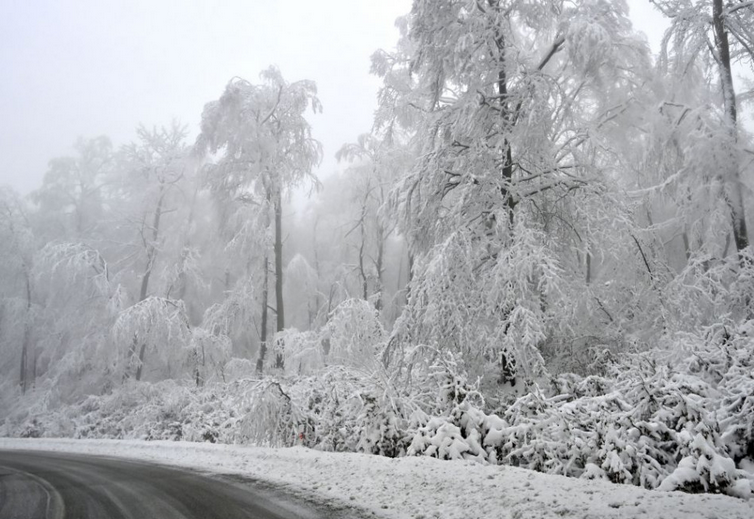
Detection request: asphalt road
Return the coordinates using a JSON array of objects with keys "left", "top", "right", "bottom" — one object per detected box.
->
[{"left": 0, "top": 450, "right": 363, "bottom": 519}]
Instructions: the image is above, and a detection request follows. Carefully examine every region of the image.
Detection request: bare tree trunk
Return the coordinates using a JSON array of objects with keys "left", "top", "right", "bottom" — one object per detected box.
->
[
  {"left": 135, "top": 342, "right": 147, "bottom": 381},
  {"left": 490, "top": 1, "right": 515, "bottom": 223},
  {"left": 256, "top": 254, "right": 270, "bottom": 374},
  {"left": 194, "top": 341, "right": 205, "bottom": 387},
  {"left": 682, "top": 229, "right": 691, "bottom": 262},
  {"left": 408, "top": 250, "right": 414, "bottom": 284},
  {"left": 713, "top": 0, "right": 749, "bottom": 253},
  {"left": 312, "top": 216, "right": 322, "bottom": 326},
  {"left": 375, "top": 183, "right": 387, "bottom": 313},
  {"left": 356, "top": 185, "right": 372, "bottom": 302},
  {"left": 274, "top": 188, "right": 285, "bottom": 369},
  {"left": 396, "top": 243, "right": 405, "bottom": 295},
  {"left": 134, "top": 185, "right": 165, "bottom": 381},
  {"left": 586, "top": 249, "right": 592, "bottom": 285},
  {"left": 138, "top": 187, "right": 165, "bottom": 302},
  {"left": 256, "top": 188, "right": 274, "bottom": 374},
  {"left": 173, "top": 184, "right": 200, "bottom": 302},
  {"left": 19, "top": 271, "right": 32, "bottom": 392},
  {"left": 124, "top": 335, "right": 138, "bottom": 382},
  {"left": 358, "top": 231, "right": 368, "bottom": 301},
  {"left": 490, "top": 0, "right": 516, "bottom": 384},
  {"left": 375, "top": 224, "right": 385, "bottom": 312}
]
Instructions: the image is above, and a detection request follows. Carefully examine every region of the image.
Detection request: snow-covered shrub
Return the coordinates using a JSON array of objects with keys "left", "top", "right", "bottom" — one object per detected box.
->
[
  {"left": 720, "top": 364, "right": 754, "bottom": 464},
  {"left": 390, "top": 220, "right": 556, "bottom": 390},
  {"left": 406, "top": 352, "right": 498, "bottom": 463},
  {"left": 265, "top": 299, "right": 385, "bottom": 377},
  {"left": 111, "top": 297, "right": 191, "bottom": 381},
  {"left": 660, "top": 423, "right": 752, "bottom": 498},
  {"left": 186, "top": 328, "right": 232, "bottom": 385},
  {"left": 288, "top": 365, "right": 413, "bottom": 455},
  {"left": 356, "top": 391, "right": 410, "bottom": 458},
  {"left": 223, "top": 358, "right": 257, "bottom": 382},
  {"left": 322, "top": 298, "right": 385, "bottom": 369},
  {"left": 234, "top": 379, "right": 302, "bottom": 447},
  {"left": 665, "top": 248, "right": 754, "bottom": 332},
  {"left": 408, "top": 399, "right": 497, "bottom": 463},
  {"left": 401, "top": 322, "right": 754, "bottom": 498},
  {"left": 274, "top": 328, "right": 324, "bottom": 375}
]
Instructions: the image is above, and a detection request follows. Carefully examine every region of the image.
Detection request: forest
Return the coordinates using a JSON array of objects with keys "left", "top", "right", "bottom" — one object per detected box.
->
[{"left": 1, "top": 0, "right": 754, "bottom": 500}]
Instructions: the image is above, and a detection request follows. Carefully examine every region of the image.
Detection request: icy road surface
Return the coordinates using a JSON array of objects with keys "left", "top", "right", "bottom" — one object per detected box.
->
[{"left": 0, "top": 449, "right": 363, "bottom": 519}]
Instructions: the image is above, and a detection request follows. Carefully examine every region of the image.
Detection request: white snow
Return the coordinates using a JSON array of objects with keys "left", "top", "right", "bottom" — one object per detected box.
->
[{"left": 2, "top": 438, "right": 752, "bottom": 519}]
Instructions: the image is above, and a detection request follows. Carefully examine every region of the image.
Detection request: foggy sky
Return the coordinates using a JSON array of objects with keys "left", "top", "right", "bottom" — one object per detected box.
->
[{"left": 0, "top": 0, "right": 666, "bottom": 195}]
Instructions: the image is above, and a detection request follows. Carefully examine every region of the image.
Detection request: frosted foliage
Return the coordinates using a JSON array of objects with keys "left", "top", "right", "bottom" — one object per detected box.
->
[
  {"left": 378, "top": 0, "right": 652, "bottom": 390},
  {"left": 0, "top": 188, "right": 34, "bottom": 380},
  {"left": 323, "top": 299, "right": 385, "bottom": 368},
  {"left": 201, "top": 276, "right": 256, "bottom": 338},
  {"left": 273, "top": 299, "right": 385, "bottom": 376},
  {"left": 221, "top": 201, "right": 270, "bottom": 257},
  {"left": 396, "top": 218, "right": 557, "bottom": 384},
  {"left": 4, "top": 322, "right": 754, "bottom": 499},
  {"left": 567, "top": 19, "right": 611, "bottom": 74},
  {"left": 197, "top": 66, "right": 322, "bottom": 197},
  {"left": 283, "top": 253, "right": 319, "bottom": 331},
  {"left": 4, "top": 0, "right": 754, "bottom": 506},
  {"left": 0, "top": 187, "right": 33, "bottom": 272},
  {"left": 231, "top": 368, "right": 406, "bottom": 452},
  {"left": 666, "top": 248, "right": 754, "bottom": 329},
  {"left": 30, "top": 136, "right": 112, "bottom": 240},
  {"left": 654, "top": 0, "right": 754, "bottom": 77},
  {"left": 403, "top": 324, "right": 754, "bottom": 498},
  {"left": 112, "top": 297, "right": 191, "bottom": 379},
  {"left": 161, "top": 246, "right": 204, "bottom": 299},
  {"left": 187, "top": 328, "right": 231, "bottom": 385},
  {"left": 26, "top": 242, "right": 117, "bottom": 395},
  {"left": 274, "top": 329, "right": 324, "bottom": 375},
  {"left": 236, "top": 380, "right": 299, "bottom": 447},
  {"left": 33, "top": 242, "right": 111, "bottom": 304}
]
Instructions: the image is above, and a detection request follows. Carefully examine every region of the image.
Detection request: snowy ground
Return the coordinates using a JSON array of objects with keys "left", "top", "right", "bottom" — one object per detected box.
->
[{"left": 1, "top": 438, "right": 752, "bottom": 519}]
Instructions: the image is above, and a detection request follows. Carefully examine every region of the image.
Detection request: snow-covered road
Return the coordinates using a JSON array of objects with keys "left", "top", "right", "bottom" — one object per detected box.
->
[{"left": 1, "top": 438, "right": 751, "bottom": 519}]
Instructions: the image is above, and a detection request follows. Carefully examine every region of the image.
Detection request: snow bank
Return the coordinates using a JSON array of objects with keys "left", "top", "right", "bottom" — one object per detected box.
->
[{"left": 2, "top": 438, "right": 752, "bottom": 519}]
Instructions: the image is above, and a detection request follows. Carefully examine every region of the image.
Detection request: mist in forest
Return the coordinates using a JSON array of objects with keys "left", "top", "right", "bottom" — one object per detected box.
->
[{"left": 2, "top": 0, "right": 754, "bottom": 501}]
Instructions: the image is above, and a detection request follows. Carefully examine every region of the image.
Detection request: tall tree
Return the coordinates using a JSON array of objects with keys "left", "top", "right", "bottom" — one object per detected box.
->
[
  {"left": 336, "top": 132, "right": 412, "bottom": 314},
  {"left": 0, "top": 187, "right": 35, "bottom": 392},
  {"left": 376, "top": 0, "right": 651, "bottom": 386},
  {"left": 112, "top": 296, "right": 191, "bottom": 381},
  {"left": 652, "top": 0, "right": 753, "bottom": 254},
  {"left": 115, "top": 123, "right": 192, "bottom": 379},
  {"left": 30, "top": 242, "right": 116, "bottom": 400},
  {"left": 120, "top": 123, "right": 191, "bottom": 303},
  {"left": 196, "top": 67, "right": 322, "bottom": 372},
  {"left": 31, "top": 136, "right": 113, "bottom": 241}
]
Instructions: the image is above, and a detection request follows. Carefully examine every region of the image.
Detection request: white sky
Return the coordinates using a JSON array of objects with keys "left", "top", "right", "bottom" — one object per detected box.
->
[{"left": 0, "top": 0, "right": 667, "bottom": 195}]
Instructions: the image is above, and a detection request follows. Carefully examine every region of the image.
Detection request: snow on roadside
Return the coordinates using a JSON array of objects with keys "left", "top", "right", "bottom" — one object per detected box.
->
[{"left": 1, "top": 438, "right": 752, "bottom": 519}]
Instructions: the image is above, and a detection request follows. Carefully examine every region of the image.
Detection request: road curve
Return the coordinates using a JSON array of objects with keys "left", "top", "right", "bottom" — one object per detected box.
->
[{"left": 0, "top": 450, "right": 361, "bottom": 519}]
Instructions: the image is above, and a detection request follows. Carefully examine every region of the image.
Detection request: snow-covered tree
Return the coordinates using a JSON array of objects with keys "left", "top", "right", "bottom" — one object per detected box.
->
[
  {"left": 112, "top": 296, "right": 191, "bottom": 381},
  {"left": 31, "top": 136, "right": 113, "bottom": 241},
  {"left": 337, "top": 132, "right": 413, "bottom": 316},
  {"left": 196, "top": 67, "right": 322, "bottom": 371},
  {"left": 116, "top": 122, "right": 194, "bottom": 303},
  {"left": 0, "top": 187, "right": 35, "bottom": 392},
  {"left": 29, "top": 242, "right": 118, "bottom": 400},
  {"left": 377, "top": 0, "right": 652, "bottom": 388},
  {"left": 651, "top": 0, "right": 753, "bottom": 254},
  {"left": 283, "top": 253, "right": 320, "bottom": 331}
]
